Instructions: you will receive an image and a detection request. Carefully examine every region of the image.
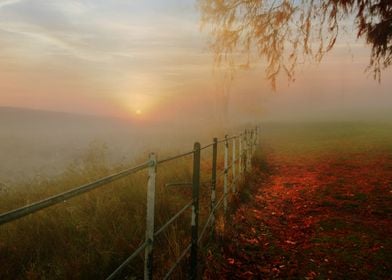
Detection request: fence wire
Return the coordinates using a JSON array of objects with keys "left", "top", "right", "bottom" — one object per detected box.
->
[{"left": 0, "top": 126, "right": 259, "bottom": 280}]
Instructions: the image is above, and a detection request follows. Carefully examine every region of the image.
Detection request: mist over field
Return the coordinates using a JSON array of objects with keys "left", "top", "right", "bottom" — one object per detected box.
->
[
  {"left": 1, "top": 0, "right": 391, "bottom": 189},
  {"left": 1, "top": 0, "right": 392, "bottom": 279},
  {"left": 1, "top": 96, "right": 391, "bottom": 186},
  {"left": 2, "top": 56, "right": 392, "bottom": 186},
  {"left": 0, "top": 106, "right": 233, "bottom": 185}
]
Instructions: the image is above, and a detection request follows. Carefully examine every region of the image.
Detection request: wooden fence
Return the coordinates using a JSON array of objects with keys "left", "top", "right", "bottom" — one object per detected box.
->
[{"left": 0, "top": 127, "right": 259, "bottom": 279}]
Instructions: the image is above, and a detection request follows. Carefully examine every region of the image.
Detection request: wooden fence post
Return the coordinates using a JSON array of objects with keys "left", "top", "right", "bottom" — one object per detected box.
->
[
  {"left": 190, "top": 142, "right": 201, "bottom": 280},
  {"left": 210, "top": 138, "right": 218, "bottom": 239},
  {"left": 239, "top": 133, "right": 242, "bottom": 176},
  {"left": 247, "top": 130, "right": 251, "bottom": 171},
  {"left": 249, "top": 129, "right": 253, "bottom": 171},
  {"left": 223, "top": 135, "right": 228, "bottom": 214},
  {"left": 144, "top": 153, "right": 157, "bottom": 280},
  {"left": 244, "top": 130, "right": 248, "bottom": 172},
  {"left": 232, "top": 137, "right": 236, "bottom": 193},
  {"left": 254, "top": 127, "right": 257, "bottom": 154}
]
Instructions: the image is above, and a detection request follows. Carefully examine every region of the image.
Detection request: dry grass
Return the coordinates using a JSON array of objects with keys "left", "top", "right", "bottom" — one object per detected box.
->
[{"left": 0, "top": 138, "right": 243, "bottom": 279}]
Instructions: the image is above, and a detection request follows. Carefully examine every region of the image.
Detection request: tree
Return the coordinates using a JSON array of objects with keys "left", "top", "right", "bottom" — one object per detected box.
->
[{"left": 199, "top": 0, "right": 392, "bottom": 90}]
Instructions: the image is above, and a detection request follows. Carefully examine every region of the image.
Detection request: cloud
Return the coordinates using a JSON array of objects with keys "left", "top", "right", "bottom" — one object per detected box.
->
[
  {"left": 0, "top": 0, "right": 215, "bottom": 116},
  {"left": 0, "top": 0, "right": 204, "bottom": 63},
  {"left": 0, "top": 0, "right": 22, "bottom": 9}
]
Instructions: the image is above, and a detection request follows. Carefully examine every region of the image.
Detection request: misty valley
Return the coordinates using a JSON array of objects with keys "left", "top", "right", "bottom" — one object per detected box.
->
[{"left": 1, "top": 0, "right": 392, "bottom": 279}]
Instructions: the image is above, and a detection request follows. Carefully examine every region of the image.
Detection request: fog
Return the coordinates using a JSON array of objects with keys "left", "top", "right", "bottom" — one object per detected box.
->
[
  {"left": 2, "top": 49, "right": 392, "bottom": 185},
  {"left": 2, "top": 48, "right": 392, "bottom": 185},
  {"left": 224, "top": 45, "right": 392, "bottom": 124},
  {"left": 1, "top": 0, "right": 392, "bottom": 186},
  {"left": 0, "top": 106, "right": 233, "bottom": 185}
]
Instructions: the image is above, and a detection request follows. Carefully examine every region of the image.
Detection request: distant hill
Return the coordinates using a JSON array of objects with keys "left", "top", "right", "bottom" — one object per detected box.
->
[
  {"left": 0, "top": 107, "right": 212, "bottom": 185},
  {"left": 0, "top": 106, "right": 137, "bottom": 131},
  {"left": 0, "top": 107, "right": 146, "bottom": 185}
]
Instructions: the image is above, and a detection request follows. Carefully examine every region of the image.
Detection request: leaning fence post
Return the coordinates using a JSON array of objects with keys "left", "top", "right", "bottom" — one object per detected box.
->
[
  {"left": 144, "top": 153, "right": 157, "bottom": 280},
  {"left": 210, "top": 138, "right": 218, "bottom": 239},
  {"left": 232, "top": 136, "right": 236, "bottom": 193},
  {"left": 223, "top": 135, "right": 229, "bottom": 214},
  {"left": 190, "top": 142, "right": 201, "bottom": 280}
]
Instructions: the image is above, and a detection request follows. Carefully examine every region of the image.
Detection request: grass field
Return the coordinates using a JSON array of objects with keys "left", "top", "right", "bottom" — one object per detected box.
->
[
  {"left": 0, "top": 132, "right": 239, "bottom": 279},
  {"left": 2, "top": 121, "right": 391, "bottom": 279},
  {"left": 204, "top": 121, "right": 392, "bottom": 279}
]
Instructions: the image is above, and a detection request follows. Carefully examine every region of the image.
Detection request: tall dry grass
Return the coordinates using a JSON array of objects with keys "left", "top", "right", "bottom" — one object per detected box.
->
[{"left": 0, "top": 138, "right": 241, "bottom": 279}]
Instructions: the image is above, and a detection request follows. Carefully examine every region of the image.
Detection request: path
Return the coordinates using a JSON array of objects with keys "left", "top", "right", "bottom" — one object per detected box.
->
[{"left": 203, "top": 149, "right": 392, "bottom": 279}]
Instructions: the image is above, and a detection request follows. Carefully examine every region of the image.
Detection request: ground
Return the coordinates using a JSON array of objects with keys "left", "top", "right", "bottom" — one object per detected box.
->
[{"left": 203, "top": 123, "right": 392, "bottom": 280}]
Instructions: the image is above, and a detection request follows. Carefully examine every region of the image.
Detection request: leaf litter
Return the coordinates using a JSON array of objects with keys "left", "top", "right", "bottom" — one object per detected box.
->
[{"left": 203, "top": 151, "right": 392, "bottom": 279}]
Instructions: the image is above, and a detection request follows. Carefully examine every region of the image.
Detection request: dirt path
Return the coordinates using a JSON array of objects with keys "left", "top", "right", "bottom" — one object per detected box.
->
[{"left": 203, "top": 151, "right": 392, "bottom": 279}]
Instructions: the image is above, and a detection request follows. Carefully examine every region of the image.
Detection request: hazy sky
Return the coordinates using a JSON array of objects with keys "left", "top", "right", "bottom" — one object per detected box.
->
[
  {"left": 0, "top": 0, "right": 212, "bottom": 118},
  {"left": 1, "top": 0, "right": 391, "bottom": 123}
]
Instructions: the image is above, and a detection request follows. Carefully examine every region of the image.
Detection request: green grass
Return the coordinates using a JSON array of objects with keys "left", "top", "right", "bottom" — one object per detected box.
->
[{"left": 260, "top": 121, "right": 392, "bottom": 156}]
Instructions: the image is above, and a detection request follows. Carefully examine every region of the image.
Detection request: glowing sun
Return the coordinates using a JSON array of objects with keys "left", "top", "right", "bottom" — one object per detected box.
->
[{"left": 135, "top": 109, "right": 142, "bottom": 115}]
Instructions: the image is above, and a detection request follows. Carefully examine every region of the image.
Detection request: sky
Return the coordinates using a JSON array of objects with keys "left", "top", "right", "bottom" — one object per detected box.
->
[
  {"left": 0, "top": 0, "right": 214, "bottom": 120},
  {"left": 1, "top": 0, "right": 391, "bottom": 123}
]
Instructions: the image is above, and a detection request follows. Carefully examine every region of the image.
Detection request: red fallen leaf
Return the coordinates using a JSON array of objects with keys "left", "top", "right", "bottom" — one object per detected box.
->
[
  {"left": 241, "top": 271, "right": 254, "bottom": 277},
  {"left": 244, "top": 238, "right": 259, "bottom": 245},
  {"left": 227, "top": 258, "right": 235, "bottom": 265},
  {"left": 258, "top": 267, "right": 271, "bottom": 274},
  {"left": 307, "top": 271, "right": 317, "bottom": 278},
  {"left": 203, "top": 153, "right": 392, "bottom": 279}
]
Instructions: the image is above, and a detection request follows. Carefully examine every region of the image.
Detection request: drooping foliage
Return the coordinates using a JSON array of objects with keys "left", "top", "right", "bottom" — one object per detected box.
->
[{"left": 199, "top": 0, "right": 392, "bottom": 89}]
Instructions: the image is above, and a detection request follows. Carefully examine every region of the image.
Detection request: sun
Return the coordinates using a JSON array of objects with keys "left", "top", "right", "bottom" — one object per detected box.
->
[{"left": 135, "top": 109, "right": 142, "bottom": 115}]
